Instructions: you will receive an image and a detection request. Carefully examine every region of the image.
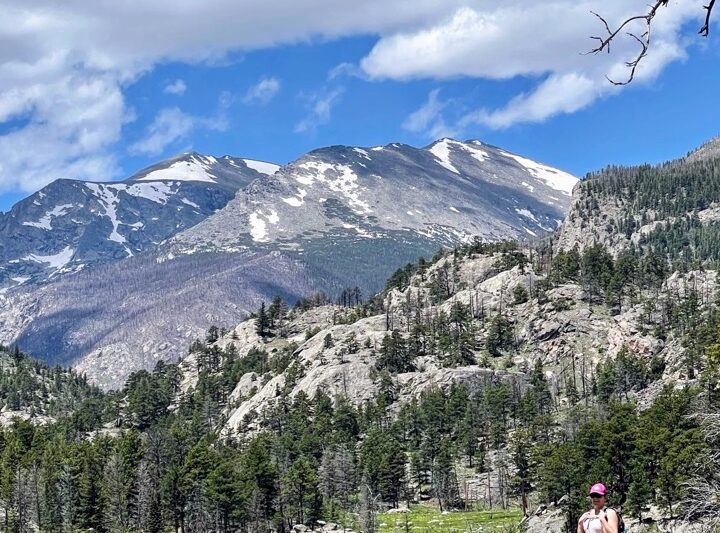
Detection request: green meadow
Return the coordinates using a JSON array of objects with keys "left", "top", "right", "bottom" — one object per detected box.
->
[{"left": 378, "top": 506, "right": 523, "bottom": 533}]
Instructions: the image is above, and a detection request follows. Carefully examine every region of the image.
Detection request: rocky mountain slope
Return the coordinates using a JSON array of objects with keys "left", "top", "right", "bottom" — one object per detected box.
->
[
  {"left": 0, "top": 152, "right": 276, "bottom": 288},
  {"left": 168, "top": 138, "right": 576, "bottom": 256},
  {"left": 0, "top": 138, "right": 577, "bottom": 387},
  {"left": 0, "top": 250, "right": 327, "bottom": 389},
  {"left": 176, "top": 242, "right": 705, "bottom": 438},
  {"left": 558, "top": 136, "right": 720, "bottom": 259}
]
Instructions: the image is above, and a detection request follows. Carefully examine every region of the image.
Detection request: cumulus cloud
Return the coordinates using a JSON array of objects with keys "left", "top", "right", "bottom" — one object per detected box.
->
[
  {"left": 460, "top": 73, "right": 607, "bottom": 129},
  {"left": 0, "top": 0, "right": 708, "bottom": 193},
  {"left": 0, "top": 73, "right": 125, "bottom": 193},
  {"left": 243, "top": 77, "right": 281, "bottom": 105},
  {"left": 363, "top": 1, "right": 700, "bottom": 129},
  {"left": 164, "top": 79, "right": 187, "bottom": 95},
  {"left": 295, "top": 88, "right": 344, "bottom": 133},
  {"left": 0, "top": 0, "right": 465, "bottom": 193},
  {"left": 130, "top": 102, "right": 229, "bottom": 157},
  {"left": 129, "top": 108, "right": 196, "bottom": 156}
]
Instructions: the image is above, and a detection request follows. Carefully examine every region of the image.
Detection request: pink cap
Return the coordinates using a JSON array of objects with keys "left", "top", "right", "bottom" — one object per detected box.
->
[{"left": 589, "top": 483, "right": 607, "bottom": 496}]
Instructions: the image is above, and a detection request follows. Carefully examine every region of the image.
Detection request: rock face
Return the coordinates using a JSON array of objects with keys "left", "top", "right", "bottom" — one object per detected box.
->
[
  {"left": 557, "top": 137, "right": 720, "bottom": 258},
  {"left": 686, "top": 135, "right": 720, "bottom": 164},
  {"left": 522, "top": 502, "right": 566, "bottom": 533},
  {"left": 161, "top": 248, "right": 703, "bottom": 436},
  {"left": 219, "top": 302, "right": 526, "bottom": 437}
]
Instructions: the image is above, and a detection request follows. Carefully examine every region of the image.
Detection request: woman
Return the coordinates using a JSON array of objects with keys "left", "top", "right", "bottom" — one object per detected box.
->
[{"left": 577, "top": 483, "right": 620, "bottom": 533}]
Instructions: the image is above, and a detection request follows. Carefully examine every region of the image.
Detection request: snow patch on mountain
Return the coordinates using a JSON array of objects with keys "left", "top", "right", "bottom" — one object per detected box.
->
[
  {"left": 181, "top": 198, "right": 200, "bottom": 209},
  {"left": 353, "top": 148, "right": 371, "bottom": 160},
  {"left": 135, "top": 155, "right": 218, "bottom": 183},
  {"left": 429, "top": 139, "right": 460, "bottom": 174},
  {"left": 22, "top": 204, "right": 74, "bottom": 230},
  {"left": 515, "top": 208, "right": 538, "bottom": 223},
  {"left": 24, "top": 246, "right": 74, "bottom": 269},
  {"left": 282, "top": 189, "right": 307, "bottom": 207},
  {"left": 85, "top": 184, "right": 125, "bottom": 243},
  {"left": 342, "top": 223, "right": 375, "bottom": 238},
  {"left": 248, "top": 213, "right": 267, "bottom": 242},
  {"left": 243, "top": 159, "right": 280, "bottom": 176},
  {"left": 267, "top": 210, "right": 280, "bottom": 225},
  {"left": 296, "top": 161, "right": 371, "bottom": 214},
  {"left": 500, "top": 151, "right": 577, "bottom": 195},
  {"left": 124, "top": 182, "right": 174, "bottom": 204}
]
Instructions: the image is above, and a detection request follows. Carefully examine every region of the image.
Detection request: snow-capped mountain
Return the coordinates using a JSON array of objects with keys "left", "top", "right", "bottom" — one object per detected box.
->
[
  {"left": 0, "top": 153, "right": 278, "bottom": 287},
  {"left": 167, "top": 139, "right": 577, "bottom": 282},
  {"left": 0, "top": 138, "right": 577, "bottom": 388}
]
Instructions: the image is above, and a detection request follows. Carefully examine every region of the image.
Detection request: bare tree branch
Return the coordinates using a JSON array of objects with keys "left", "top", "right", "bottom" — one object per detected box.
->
[
  {"left": 700, "top": 0, "right": 718, "bottom": 36},
  {"left": 588, "top": 0, "right": 716, "bottom": 85}
]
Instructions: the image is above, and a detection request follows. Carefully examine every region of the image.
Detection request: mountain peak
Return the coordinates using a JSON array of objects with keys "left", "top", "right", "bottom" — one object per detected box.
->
[
  {"left": 126, "top": 152, "right": 279, "bottom": 185},
  {"left": 127, "top": 152, "right": 220, "bottom": 184}
]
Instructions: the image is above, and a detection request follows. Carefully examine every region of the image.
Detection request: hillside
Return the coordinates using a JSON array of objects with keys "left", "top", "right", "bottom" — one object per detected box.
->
[
  {"left": 558, "top": 138, "right": 720, "bottom": 261},
  {"left": 0, "top": 239, "right": 718, "bottom": 532},
  {"left": 0, "top": 344, "right": 102, "bottom": 425}
]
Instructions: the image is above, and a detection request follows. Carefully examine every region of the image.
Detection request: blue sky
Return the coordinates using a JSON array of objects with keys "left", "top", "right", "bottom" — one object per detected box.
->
[{"left": 0, "top": 0, "right": 719, "bottom": 212}]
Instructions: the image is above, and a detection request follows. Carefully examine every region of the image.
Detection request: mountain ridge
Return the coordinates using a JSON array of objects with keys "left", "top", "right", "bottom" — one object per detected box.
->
[{"left": 0, "top": 137, "right": 578, "bottom": 387}]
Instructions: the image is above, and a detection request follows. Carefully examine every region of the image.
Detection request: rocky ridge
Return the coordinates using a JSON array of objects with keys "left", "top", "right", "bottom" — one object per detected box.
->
[
  {"left": 557, "top": 139, "right": 720, "bottom": 257},
  {"left": 168, "top": 245, "right": 707, "bottom": 437},
  {"left": 168, "top": 139, "right": 577, "bottom": 259}
]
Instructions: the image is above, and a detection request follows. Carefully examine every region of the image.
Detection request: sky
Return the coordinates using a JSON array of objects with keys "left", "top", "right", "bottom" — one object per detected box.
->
[{"left": 0, "top": 0, "right": 719, "bottom": 212}]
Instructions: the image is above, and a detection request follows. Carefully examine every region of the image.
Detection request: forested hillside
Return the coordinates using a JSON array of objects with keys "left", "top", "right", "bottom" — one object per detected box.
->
[
  {"left": 0, "top": 239, "right": 719, "bottom": 532},
  {"left": 558, "top": 149, "right": 720, "bottom": 263},
  {"left": 0, "top": 346, "right": 102, "bottom": 424}
]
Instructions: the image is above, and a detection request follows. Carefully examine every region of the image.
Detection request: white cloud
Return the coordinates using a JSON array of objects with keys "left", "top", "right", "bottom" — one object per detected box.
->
[
  {"left": 243, "top": 77, "right": 281, "bottom": 105},
  {"left": 295, "top": 88, "right": 344, "bottom": 133},
  {"left": 328, "top": 62, "right": 369, "bottom": 81},
  {"left": 0, "top": 73, "right": 124, "bottom": 193},
  {"left": 460, "top": 73, "right": 606, "bottom": 129},
  {"left": 403, "top": 89, "right": 459, "bottom": 139},
  {"left": 129, "top": 103, "right": 229, "bottom": 157},
  {"left": 164, "top": 79, "right": 187, "bottom": 95},
  {"left": 0, "top": 0, "right": 466, "bottom": 193},
  {"left": 0, "top": 0, "right": 707, "bottom": 193},
  {"left": 362, "top": 1, "right": 701, "bottom": 129},
  {"left": 129, "top": 108, "right": 196, "bottom": 156}
]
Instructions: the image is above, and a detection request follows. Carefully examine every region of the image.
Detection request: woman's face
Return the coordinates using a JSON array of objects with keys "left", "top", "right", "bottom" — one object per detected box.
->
[{"left": 590, "top": 493, "right": 606, "bottom": 507}]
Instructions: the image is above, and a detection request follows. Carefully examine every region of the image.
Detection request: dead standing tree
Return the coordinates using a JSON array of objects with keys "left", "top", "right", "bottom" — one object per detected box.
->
[
  {"left": 681, "top": 413, "right": 720, "bottom": 529},
  {"left": 588, "top": 0, "right": 717, "bottom": 85}
]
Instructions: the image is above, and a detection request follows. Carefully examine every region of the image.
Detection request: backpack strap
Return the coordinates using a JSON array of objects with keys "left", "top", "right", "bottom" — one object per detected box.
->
[{"left": 604, "top": 508, "right": 624, "bottom": 532}]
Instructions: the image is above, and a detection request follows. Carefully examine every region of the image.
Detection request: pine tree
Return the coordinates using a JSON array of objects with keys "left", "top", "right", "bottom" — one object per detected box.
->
[{"left": 256, "top": 302, "right": 270, "bottom": 338}]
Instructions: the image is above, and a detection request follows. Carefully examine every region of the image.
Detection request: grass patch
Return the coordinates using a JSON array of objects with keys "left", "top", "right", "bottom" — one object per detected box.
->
[{"left": 379, "top": 506, "right": 522, "bottom": 533}]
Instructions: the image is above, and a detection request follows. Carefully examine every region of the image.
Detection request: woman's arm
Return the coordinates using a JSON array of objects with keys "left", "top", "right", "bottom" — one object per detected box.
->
[
  {"left": 599, "top": 509, "right": 618, "bottom": 533},
  {"left": 577, "top": 513, "right": 587, "bottom": 533}
]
